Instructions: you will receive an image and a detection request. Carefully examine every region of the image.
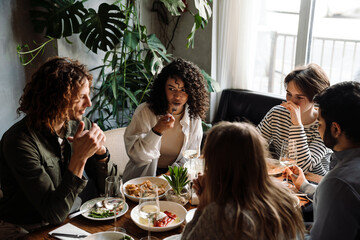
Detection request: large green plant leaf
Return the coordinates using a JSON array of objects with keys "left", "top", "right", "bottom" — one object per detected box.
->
[
  {"left": 80, "top": 3, "right": 127, "bottom": 53},
  {"left": 194, "top": 0, "right": 212, "bottom": 21},
  {"left": 29, "top": 0, "right": 87, "bottom": 38},
  {"left": 160, "top": 0, "right": 186, "bottom": 16}
]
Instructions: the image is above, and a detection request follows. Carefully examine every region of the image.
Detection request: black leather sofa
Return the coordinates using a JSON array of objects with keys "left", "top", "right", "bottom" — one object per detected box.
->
[{"left": 213, "top": 89, "right": 285, "bottom": 126}]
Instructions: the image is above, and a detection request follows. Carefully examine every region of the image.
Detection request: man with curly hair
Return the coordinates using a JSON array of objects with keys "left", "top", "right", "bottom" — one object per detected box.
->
[
  {"left": 123, "top": 58, "right": 209, "bottom": 181},
  {"left": 0, "top": 57, "right": 116, "bottom": 235}
]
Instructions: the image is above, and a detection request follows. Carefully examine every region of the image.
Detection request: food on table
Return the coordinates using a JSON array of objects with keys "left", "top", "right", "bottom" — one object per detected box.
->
[
  {"left": 125, "top": 180, "right": 166, "bottom": 197},
  {"left": 139, "top": 210, "right": 179, "bottom": 227},
  {"left": 88, "top": 200, "right": 123, "bottom": 218},
  {"left": 267, "top": 164, "right": 285, "bottom": 175},
  {"left": 154, "top": 211, "right": 177, "bottom": 227}
]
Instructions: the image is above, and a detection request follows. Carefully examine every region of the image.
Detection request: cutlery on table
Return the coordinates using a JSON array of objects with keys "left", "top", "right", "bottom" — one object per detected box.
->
[
  {"left": 50, "top": 232, "right": 88, "bottom": 238},
  {"left": 68, "top": 200, "right": 103, "bottom": 219}
]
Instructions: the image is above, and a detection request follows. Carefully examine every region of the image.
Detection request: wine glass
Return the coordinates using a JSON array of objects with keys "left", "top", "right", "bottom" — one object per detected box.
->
[
  {"left": 104, "top": 176, "right": 126, "bottom": 232},
  {"left": 138, "top": 184, "right": 160, "bottom": 240},
  {"left": 279, "top": 140, "right": 297, "bottom": 187}
]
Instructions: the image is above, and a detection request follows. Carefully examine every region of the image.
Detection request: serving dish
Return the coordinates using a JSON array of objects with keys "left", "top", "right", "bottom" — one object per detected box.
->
[
  {"left": 123, "top": 176, "right": 170, "bottom": 202},
  {"left": 130, "top": 201, "right": 187, "bottom": 232}
]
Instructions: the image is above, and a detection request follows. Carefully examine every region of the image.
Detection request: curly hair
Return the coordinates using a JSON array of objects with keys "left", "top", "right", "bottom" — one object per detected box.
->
[
  {"left": 147, "top": 58, "right": 209, "bottom": 120},
  {"left": 17, "top": 56, "right": 93, "bottom": 133}
]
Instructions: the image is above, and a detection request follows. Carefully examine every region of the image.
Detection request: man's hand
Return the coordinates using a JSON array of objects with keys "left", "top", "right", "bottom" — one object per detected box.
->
[
  {"left": 282, "top": 165, "right": 306, "bottom": 190},
  {"left": 67, "top": 122, "right": 106, "bottom": 177}
]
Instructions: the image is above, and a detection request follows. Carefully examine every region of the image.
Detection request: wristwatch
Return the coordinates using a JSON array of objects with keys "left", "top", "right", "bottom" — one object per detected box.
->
[{"left": 94, "top": 147, "right": 109, "bottom": 160}]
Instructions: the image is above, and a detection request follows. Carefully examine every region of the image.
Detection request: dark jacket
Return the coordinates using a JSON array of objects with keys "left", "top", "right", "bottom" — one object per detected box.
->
[{"left": 0, "top": 117, "right": 115, "bottom": 225}]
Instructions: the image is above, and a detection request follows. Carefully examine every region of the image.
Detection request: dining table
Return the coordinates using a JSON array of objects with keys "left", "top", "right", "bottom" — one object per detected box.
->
[
  {"left": 22, "top": 172, "right": 322, "bottom": 240},
  {"left": 22, "top": 199, "right": 196, "bottom": 240}
]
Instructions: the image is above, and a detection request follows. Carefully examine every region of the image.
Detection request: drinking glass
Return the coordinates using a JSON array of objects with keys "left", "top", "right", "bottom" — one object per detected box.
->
[
  {"left": 104, "top": 176, "right": 126, "bottom": 232},
  {"left": 279, "top": 140, "right": 298, "bottom": 186},
  {"left": 138, "top": 184, "right": 160, "bottom": 240}
]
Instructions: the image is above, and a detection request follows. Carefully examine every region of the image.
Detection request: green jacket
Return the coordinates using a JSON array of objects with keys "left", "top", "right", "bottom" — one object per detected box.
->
[{"left": 0, "top": 117, "right": 116, "bottom": 225}]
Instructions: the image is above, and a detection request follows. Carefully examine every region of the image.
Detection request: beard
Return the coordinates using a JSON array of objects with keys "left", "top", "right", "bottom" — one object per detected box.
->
[{"left": 323, "top": 126, "right": 338, "bottom": 150}]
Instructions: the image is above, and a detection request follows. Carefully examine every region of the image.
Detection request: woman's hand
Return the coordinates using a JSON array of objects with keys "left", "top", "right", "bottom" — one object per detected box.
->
[
  {"left": 152, "top": 114, "right": 175, "bottom": 135},
  {"left": 281, "top": 101, "right": 302, "bottom": 126},
  {"left": 193, "top": 174, "right": 204, "bottom": 196},
  {"left": 282, "top": 165, "right": 306, "bottom": 190}
]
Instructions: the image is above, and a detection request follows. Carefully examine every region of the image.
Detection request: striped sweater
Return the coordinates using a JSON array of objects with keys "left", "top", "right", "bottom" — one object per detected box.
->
[{"left": 257, "top": 105, "right": 329, "bottom": 176}]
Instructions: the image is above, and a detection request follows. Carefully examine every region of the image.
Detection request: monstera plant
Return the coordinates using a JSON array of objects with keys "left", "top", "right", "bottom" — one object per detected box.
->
[{"left": 17, "top": 0, "right": 216, "bottom": 129}]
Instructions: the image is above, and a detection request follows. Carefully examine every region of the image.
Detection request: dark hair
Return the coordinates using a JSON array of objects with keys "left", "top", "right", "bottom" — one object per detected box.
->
[
  {"left": 314, "top": 81, "right": 360, "bottom": 143},
  {"left": 17, "top": 56, "right": 93, "bottom": 133},
  {"left": 284, "top": 63, "right": 330, "bottom": 101},
  {"left": 201, "top": 121, "right": 304, "bottom": 239},
  {"left": 147, "top": 58, "right": 209, "bottom": 120}
]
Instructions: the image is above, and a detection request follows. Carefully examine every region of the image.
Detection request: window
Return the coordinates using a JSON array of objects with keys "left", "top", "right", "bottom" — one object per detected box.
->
[{"left": 250, "top": 0, "right": 360, "bottom": 95}]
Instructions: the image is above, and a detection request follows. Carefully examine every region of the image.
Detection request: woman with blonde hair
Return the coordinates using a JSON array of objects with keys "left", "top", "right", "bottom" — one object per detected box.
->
[{"left": 182, "top": 122, "right": 305, "bottom": 240}]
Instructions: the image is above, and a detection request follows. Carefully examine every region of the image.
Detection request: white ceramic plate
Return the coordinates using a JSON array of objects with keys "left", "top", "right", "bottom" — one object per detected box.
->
[
  {"left": 83, "top": 231, "right": 134, "bottom": 240},
  {"left": 131, "top": 201, "right": 187, "bottom": 232},
  {"left": 80, "top": 197, "right": 129, "bottom": 221},
  {"left": 163, "top": 234, "right": 182, "bottom": 240},
  {"left": 185, "top": 208, "right": 196, "bottom": 223},
  {"left": 123, "top": 177, "right": 170, "bottom": 202}
]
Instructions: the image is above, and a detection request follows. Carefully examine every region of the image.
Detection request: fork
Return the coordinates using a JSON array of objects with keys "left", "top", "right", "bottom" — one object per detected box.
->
[{"left": 68, "top": 200, "right": 103, "bottom": 219}]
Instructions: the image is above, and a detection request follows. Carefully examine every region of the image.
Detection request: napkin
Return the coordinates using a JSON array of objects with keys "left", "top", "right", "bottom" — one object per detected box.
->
[{"left": 49, "top": 223, "right": 90, "bottom": 239}]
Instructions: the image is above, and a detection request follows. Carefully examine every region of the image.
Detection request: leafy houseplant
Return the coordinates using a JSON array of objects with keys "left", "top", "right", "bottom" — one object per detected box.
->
[
  {"left": 16, "top": 0, "right": 216, "bottom": 130},
  {"left": 163, "top": 166, "right": 191, "bottom": 205}
]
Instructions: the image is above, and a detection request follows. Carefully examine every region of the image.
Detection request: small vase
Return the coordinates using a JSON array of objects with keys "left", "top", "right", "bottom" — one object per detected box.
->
[{"left": 165, "top": 186, "right": 191, "bottom": 206}]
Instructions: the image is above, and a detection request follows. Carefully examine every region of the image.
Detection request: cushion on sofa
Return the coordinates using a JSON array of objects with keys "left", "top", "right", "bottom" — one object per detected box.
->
[{"left": 213, "top": 89, "right": 285, "bottom": 126}]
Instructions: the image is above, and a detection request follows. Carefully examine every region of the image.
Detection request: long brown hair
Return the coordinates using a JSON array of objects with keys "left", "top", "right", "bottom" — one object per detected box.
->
[
  {"left": 202, "top": 122, "right": 305, "bottom": 239},
  {"left": 17, "top": 57, "right": 92, "bottom": 133}
]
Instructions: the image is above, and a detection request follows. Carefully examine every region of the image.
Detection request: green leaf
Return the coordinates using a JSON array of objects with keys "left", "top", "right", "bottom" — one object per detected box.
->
[
  {"left": 29, "top": 0, "right": 87, "bottom": 38},
  {"left": 194, "top": 0, "right": 212, "bottom": 21},
  {"left": 80, "top": 3, "right": 126, "bottom": 53},
  {"left": 201, "top": 69, "right": 220, "bottom": 93},
  {"left": 160, "top": 0, "right": 186, "bottom": 16},
  {"left": 163, "top": 166, "right": 190, "bottom": 195},
  {"left": 124, "top": 31, "right": 140, "bottom": 49}
]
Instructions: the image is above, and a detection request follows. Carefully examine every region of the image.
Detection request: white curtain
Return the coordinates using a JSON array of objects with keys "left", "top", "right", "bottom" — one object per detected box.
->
[
  {"left": 209, "top": 0, "right": 261, "bottom": 121},
  {"left": 212, "top": 0, "right": 261, "bottom": 90}
]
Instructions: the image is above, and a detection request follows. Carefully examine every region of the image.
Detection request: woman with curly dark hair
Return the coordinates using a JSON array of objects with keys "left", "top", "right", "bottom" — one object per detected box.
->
[{"left": 123, "top": 58, "right": 209, "bottom": 181}]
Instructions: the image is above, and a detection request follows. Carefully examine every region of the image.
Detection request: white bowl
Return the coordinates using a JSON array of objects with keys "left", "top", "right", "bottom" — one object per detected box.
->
[
  {"left": 83, "top": 231, "right": 134, "bottom": 240},
  {"left": 123, "top": 176, "right": 170, "bottom": 202},
  {"left": 131, "top": 201, "right": 187, "bottom": 232}
]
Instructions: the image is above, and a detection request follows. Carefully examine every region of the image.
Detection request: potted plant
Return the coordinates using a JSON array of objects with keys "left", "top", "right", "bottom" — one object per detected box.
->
[
  {"left": 16, "top": 0, "right": 217, "bottom": 130},
  {"left": 163, "top": 166, "right": 191, "bottom": 205}
]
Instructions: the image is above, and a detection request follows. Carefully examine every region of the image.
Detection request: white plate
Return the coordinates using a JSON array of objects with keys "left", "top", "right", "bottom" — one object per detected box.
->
[
  {"left": 80, "top": 197, "right": 129, "bottom": 221},
  {"left": 123, "top": 176, "right": 170, "bottom": 202},
  {"left": 185, "top": 208, "right": 196, "bottom": 223},
  {"left": 131, "top": 201, "right": 187, "bottom": 232},
  {"left": 83, "top": 231, "right": 134, "bottom": 240},
  {"left": 163, "top": 234, "right": 182, "bottom": 240}
]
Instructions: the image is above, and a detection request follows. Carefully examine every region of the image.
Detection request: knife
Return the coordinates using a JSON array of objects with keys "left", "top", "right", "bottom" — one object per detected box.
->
[{"left": 51, "top": 232, "right": 88, "bottom": 238}]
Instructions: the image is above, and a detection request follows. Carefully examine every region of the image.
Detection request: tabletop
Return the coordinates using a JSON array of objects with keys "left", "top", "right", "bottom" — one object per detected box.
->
[
  {"left": 22, "top": 173, "right": 322, "bottom": 240},
  {"left": 22, "top": 200, "right": 196, "bottom": 240}
]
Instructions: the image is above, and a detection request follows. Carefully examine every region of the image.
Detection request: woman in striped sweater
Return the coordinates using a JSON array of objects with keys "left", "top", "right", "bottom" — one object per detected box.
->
[{"left": 257, "top": 64, "right": 330, "bottom": 176}]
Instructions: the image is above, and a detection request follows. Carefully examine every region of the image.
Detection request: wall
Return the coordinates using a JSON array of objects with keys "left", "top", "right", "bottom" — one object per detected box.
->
[
  {"left": 0, "top": 0, "right": 213, "bottom": 137},
  {"left": 140, "top": 0, "right": 212, "bottom": 74},
  {"left": 0, "top": 0, "right": 56, "bottom": 137}
]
